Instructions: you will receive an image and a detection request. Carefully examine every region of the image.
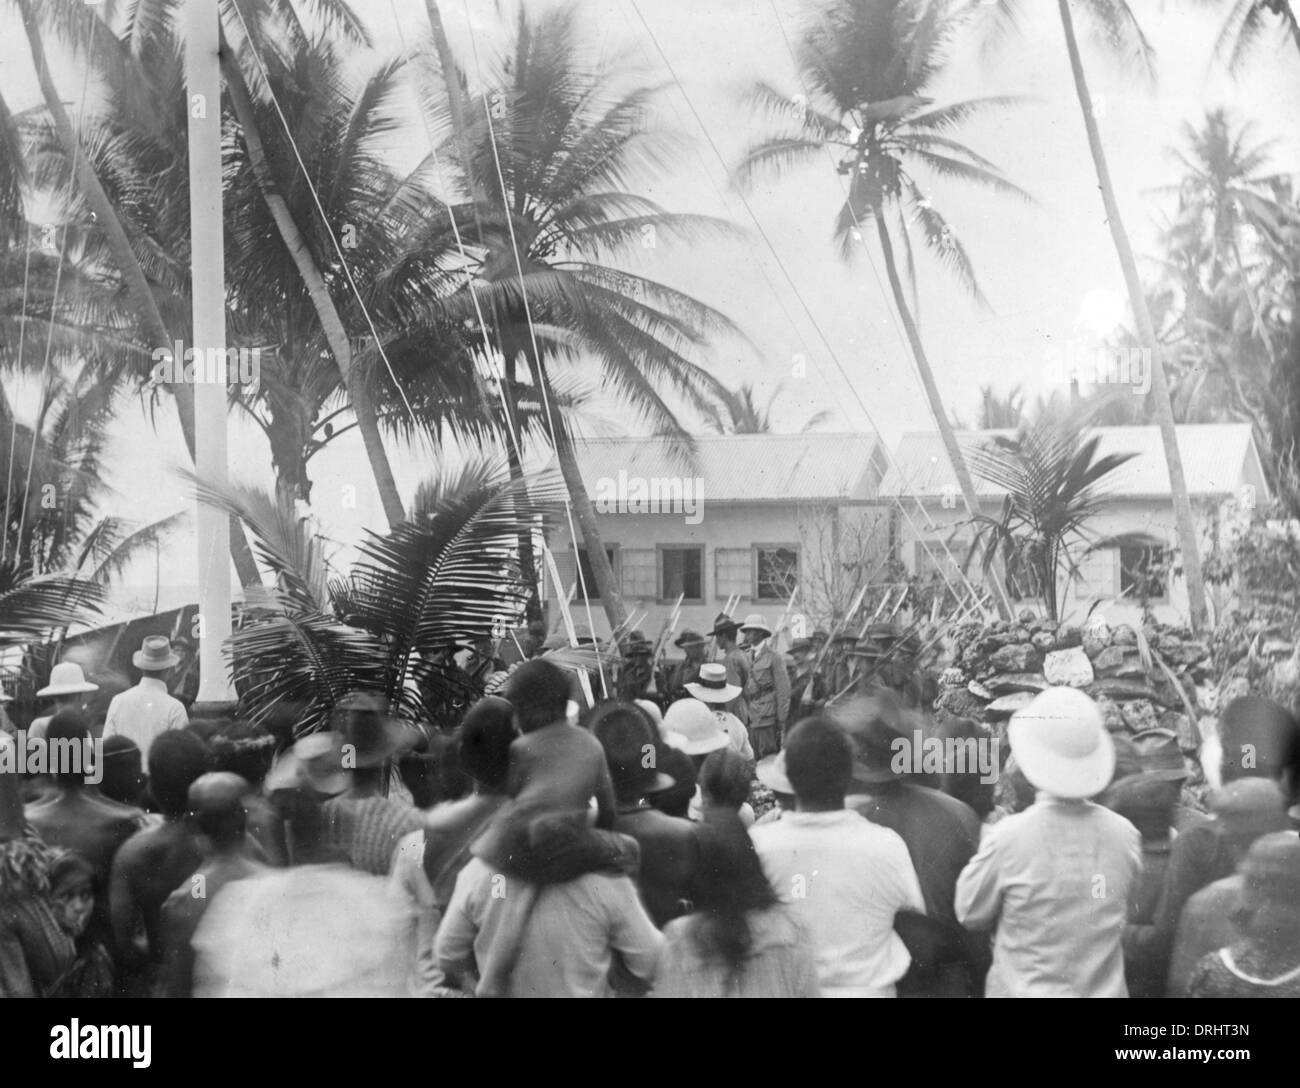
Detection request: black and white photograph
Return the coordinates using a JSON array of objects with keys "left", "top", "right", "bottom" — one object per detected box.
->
[{"left": 1, "top": 0, "right": 1298, "bottom": 1039}]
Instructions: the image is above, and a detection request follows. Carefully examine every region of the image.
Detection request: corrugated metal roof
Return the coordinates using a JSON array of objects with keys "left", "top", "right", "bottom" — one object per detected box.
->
[
  {"left": 561, "top": 433, "right": 883, "bottom": 502},
  {"left": 877, "top": 423, "right": 1262, "bottom": 499}
]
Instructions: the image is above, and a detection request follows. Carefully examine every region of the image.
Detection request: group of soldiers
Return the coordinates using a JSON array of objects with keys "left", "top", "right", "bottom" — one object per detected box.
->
[{"left": 615, "top": 611, "right": 930, "bottom": 758}]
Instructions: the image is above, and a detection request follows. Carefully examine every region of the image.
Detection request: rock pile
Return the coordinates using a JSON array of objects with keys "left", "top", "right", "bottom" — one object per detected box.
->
[{"left": 935, "top": 612, "right": 1213, "bottom": 785}]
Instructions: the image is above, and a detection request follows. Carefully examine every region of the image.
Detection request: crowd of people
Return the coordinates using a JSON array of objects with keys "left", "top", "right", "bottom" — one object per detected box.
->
[{"left": 2, "top": 620, "right": 1299, "bottom": 999}]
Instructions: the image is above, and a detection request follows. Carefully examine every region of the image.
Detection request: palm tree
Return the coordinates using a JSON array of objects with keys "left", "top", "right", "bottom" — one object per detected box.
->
[
  {"left": 1195, "top": 0, "right": 1300, "bottom": 71},
  {"left": 413, "top": 4, "right": 746, "bottom": 631},
  {"left": 735, "top": 0, "right": 1027, "bottom": 619},
  {"left": 965, "top": 413, "right": 1139, "bottom": 620},
  {"left": 973, "top": 0, "right": 1211, "bottom": 630},
  {"left": 700, "top": 381, "right": 832, "bottom": 434},
  {"left": 194, "top": 459, "right": 565, "bottom": 735}
]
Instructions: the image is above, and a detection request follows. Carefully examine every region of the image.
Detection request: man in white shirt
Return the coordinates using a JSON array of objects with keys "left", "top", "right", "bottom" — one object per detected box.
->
[
  {"left": 103, "top": 637, "right": 188, "bottom": 759},
  {"left": 751, "top": 715, "right": 925, "bottom": 997},
  {"left": 955, "top": 687, "right": 1142, "bottom": 997}
]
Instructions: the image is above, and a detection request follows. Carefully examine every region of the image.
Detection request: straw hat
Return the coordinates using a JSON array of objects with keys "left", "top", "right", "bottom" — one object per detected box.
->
[
  {"left": 684, "top": 663, "right": 741, "bottom": 704},
  {"left": 36, "top": 662, "right": 99, "bottom": 698},
  {"left": 133, "top": 636, "right": 181, "bottom": 671},
  {"left": 1007, "top": 687, "right": 1115, "bottom": 800},
  {"left": 265, "top": 732, "right": 350, "bottom": 796},
  {"left": 739, "top": 613, "right": 773, "bottom": 639},
  {"left": 662, "top": 699, "right": 730, "bottom": 756}
]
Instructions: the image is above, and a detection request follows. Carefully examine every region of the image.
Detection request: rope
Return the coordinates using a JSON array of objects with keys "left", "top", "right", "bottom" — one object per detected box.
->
[
  {"left": 626, "top": 0, "right": 988, "bottom": 619},
  {"left": 1, "top": 230, "right": 32, "bottom": 564},
  {"left": 458, "top": 0, "right": 608, "bottom": 696},
  {"left": 226, "top": 2, "right": 419, "bottom": 430},
  {"left": 14, "top": 7, "right": 97, "bottom": 570}
]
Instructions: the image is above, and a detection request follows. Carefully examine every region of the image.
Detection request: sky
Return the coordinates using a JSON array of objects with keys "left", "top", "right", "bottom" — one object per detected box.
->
[{"left": 2, "top": 0, "right": 1299, "bottom": 611}]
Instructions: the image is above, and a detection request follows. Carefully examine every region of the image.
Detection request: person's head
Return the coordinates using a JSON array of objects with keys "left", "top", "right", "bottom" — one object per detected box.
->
[
  {"left": 688, "top": 817, "right": 780, "bottom": 973},
  {"left": 648, "top": 743, "right": 696, "bottom": 819},
  {"left": 133, "top": 635, "right": 180, "bottom": 681},
  {"left": 45, "top": 710, "right": 95, "bottom": 788},
  {"left": 1232, "top": 831, "right": 1300, "bottom": 945},
  {"left": 458, "top": 696, "right": 517, "bottom": 793},
  {"left": 524, "top": 620, "right": 549, "bottom": 658},
  {"left": 48, "top": 850, "right": 96, "bottom": 938},
  {"left": 592, "top": 702, "right": 674, "bottom": 803},
  {"left": 188, "top": 772, "right": 249, "bottom": 852},
  {"left": 712, "top": 616, "right": 739, "bottom": 649},
  {"left": 784, "top": 716, "right": 854, "bottom": 811},
  {"left": 1210, "top": 777, "right": 1290, "bottom": 857},
  {"left": 1007, "top": 687, "right": 1113, "bottom": 801},
  {"left": 699, "top": 748, "right": 751, "bottom": 813},
  {"left": 207, "top": 720, "right": 276, "bottom": 789},
  {"left": 504, "top": 659, "right": 572, "bottom": 734},
  {"left": 684, "top": 640, "right": 706, "bottom": 664},
  {"left": 147, "top": 730, "right": 212, "bottom": 818},
  {"left": 1219, "top": 696, "right": 1300, "bottom": 799},
  {"left": 935, "top": 716, "right": 997, "bottom": 819},
  {"left": 98, "top": 735, "right": 145, "bottom": 806}
]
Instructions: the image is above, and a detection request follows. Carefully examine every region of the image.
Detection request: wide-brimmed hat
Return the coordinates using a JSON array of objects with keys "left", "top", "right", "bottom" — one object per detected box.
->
[
  {"left": 789, "top": 637, "right": 814, "bottom": 655},
  {"left": 836, "top": 692, "right": 914, "bottom": 785},
  {"left": 265, "top": 732, "right": 350, "bottom": 796},
  {"left": 331, "top": 691, "right": 419, "bottom": 768},
  {"left": 1007, "top": 687, "right": 1115, "bottom": 800},
  {"left": 756, "top": 751, "right": 794, "bottom": 794},
  {"left": 685, "top": 663, "right": 741, "bottom": 704},
  {"left": 662, "top": 699, "right": 730, "bottom": 755},
  {"left": 622, "top": 631, "right": 654, "bottom": 657},
  {"left": 133, "top": 636, "right": 181, "bottom": 671},
  {"left": 709, "top": 613, "right": 741, "bottom": 637},
  {"left": 633, "top": 699, "right": 664, "bottom": 729},
  {"left": 37, "top": 662, "right": 99, "bottom": 698},
  {"left": 739, "top": 613, "right": 773, "bottom": 639},
  {"left": 1130, "top": 728, "right": 1188, "bottom": 781},
  {"left": 673, "top": 629, "right": 706, "bottom": 649}
]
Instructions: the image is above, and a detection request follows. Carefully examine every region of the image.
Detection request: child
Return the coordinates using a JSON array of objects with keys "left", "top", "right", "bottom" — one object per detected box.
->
[
  {"left": 500, "top": 660, "right": 616, "bottom": 829},
  {"left": 47, "top": 850, "right": 114, "bottom": 998}
]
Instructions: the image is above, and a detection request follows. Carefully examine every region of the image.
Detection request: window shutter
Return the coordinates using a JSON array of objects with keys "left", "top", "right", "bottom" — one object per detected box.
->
[
  {"left": 620, "top": 548, "right": 656, "bottom": 599},
  {"left": 714, "top": 547, "right": 750, "bottom": 601}
]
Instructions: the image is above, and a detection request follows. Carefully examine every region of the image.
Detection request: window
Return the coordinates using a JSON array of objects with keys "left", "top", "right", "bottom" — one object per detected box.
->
[
  {"left": 575, "top": 546, "right": 618, "bottom": 600},
  {"left": 1073, "top": 547, "right": 1116, "bottom": 596},
  {"left": 659, "top": 545, "right": 704, "bottom": 603},
  {"left": 1120, "top": 543, "right": 1167, "bottom": 600},
  {"left": 619, "top": 548, "right": 656, "bottom": 599},
  {"left": 755, "top": 545, "right": 799, "bottom": 600},
  {"left": 715, "top": 548, "right": 749, "bottom": 602}
]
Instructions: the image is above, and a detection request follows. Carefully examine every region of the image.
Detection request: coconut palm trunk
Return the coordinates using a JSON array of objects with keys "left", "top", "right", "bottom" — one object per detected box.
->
[
  {"left": 1057, "top": 0, "right": 1208, "bottom": 630},
  {"left": 526, "top": 348, "right": 627, "bottom": 633},
  {"left": 221, "top": 50, "right": 405, "bottom": 529},
  {"left": 18, "top": 0, "right": 262, "bottom": 589},
  {"left": 874, "top": 216, "right": 1015, "bottom": 620}
]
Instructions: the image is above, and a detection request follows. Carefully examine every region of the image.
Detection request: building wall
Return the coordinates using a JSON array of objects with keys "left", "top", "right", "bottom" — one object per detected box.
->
[
  {"left": 543, "top": 501, "right": 889, "bottom": 640},
  {"left": 891, "top": 494, "right": 1244, "bottom": 627}
]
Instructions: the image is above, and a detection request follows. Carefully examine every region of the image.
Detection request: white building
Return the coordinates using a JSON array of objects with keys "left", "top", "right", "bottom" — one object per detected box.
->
[
  {"left": 543, "top": 432, "right": 888, "bottom": 640},
  {"left": 875, "top": 423, "right": 1270, "bottom": 627}
]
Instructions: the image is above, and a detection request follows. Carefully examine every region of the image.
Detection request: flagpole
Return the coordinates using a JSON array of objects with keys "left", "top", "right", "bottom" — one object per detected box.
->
[{"left": 186, "top": 0, "right": 234, "bottom": 710}]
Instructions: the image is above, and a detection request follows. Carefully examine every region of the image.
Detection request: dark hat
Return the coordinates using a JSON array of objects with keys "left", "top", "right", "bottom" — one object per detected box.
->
[
  {"left": 594, "top": 709, "right": 676, "bottom": 796},
  {"left": 331, "top": 691, "right": 419, "bottom": 768},
  {"left": 836, "top": 693, "right": 913, "bottom": 784},
  {"left": 709, "top": 613, "right": 741, "bottom": 637},
  {"left": 789, "top": 638, "right": 814, "bottom": 655},
  {"left": 810, "top": 629, "right": 830, "bottom": 645},
  {"left": 623, "top": 630, "right": 654, "bottom": 657},
  {"left": 674, "top": 629, "right": 706, "bottom": 649},
  {"left": 1130, "top": 728, "right": 1187, "bottom": 781},
  {"left": 1109, "top": 735, "right": 1143, "bottom": 783}
]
